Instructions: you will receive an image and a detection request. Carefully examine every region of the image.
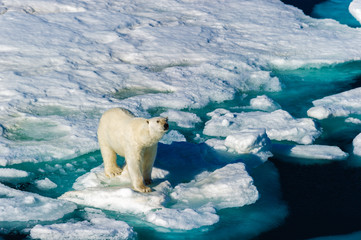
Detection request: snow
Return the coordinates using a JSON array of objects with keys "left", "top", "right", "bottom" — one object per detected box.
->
[
  {"left": 0, "top": 183, "right": 76, "bottom": 225},
  {"left": 353, "top": 133, "right": 361, "bottom": 156},
  {"left": 60, "top": 162, "right": 258, "bottom": 229},
  {"left": 308, "top": 87, "right": 361, "bottom": 120},
  {"left": 272, "top": 143, "right": 349, "bottom": 160},
  {"left": 204, "top": 109, "right": 320, "bottom": 144},
  {"left": 350, "top": 0, "right": 361, "bottom": 24}
]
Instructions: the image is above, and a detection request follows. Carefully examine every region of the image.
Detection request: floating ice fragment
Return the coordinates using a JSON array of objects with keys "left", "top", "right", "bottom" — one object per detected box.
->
[
  {"left": 272, "top": 143, "right": 348, "bottom": 160},
  {"left": 350, "top": 0, "right": 361, "bottom": 24},
  {"left": 146, "top": 204, "right": 219, "bottom": 230},
  {"left": 160, "top": 130, "right": 187, "bottom": 144},
  {"left": 204, "top": 109, "right": 320, "bottom": 144},
  {"left": 205, "top": 129, "right": 272, "bottom": 161},
  {"left": 308, "top": 87, "right": 361, "bottom": 120},
  {"left": 250, "top": 95, "right": 281, "bottom": 112},
  {"left": 353, "top": 133, "right": 361, "bottom": 156},
  {"left": 0, "top": 183, "right": 76, "bottom": 223},
  {"left": 171, "top": 163, "right": 259, "bottom": 209},
  {"left": 35, "top": 178, "right": 57, "bottom": 191},
  {"left": 0, "top": 168, "right": 29, "bottom": 183},
  {"left": 30, "top": 217, "right": 136, "bottom": 240},
  {"left": 346, "top": 117, "right": 361, "bottom": 124},
  {"left": 160, "top": 110, "right": 201, "bottom": 128}
]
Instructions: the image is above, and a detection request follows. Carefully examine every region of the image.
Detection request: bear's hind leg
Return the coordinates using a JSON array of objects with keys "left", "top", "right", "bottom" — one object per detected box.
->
[{"left": 100, "top": 145, "right": 122, "bottom": 178}]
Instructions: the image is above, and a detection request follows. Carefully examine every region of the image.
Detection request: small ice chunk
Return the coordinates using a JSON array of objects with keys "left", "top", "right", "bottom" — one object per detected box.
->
[
  {"left": 353, "top": 133, "right": 361, "bottom": 156},
  {"left": 0, "top": 168, "right": 29, "bottom": 183},
  {"left": 307, "top": 106, "right": 332, "bottom": 120},
  {"left": 349, "top": 0, "right": 361, "bottom": 24},
  {"left": 161, "top": 110, "right": 201, "bottom": 128},
  {"left": 272, "top": 144, "right": 348, "bottom": 160},
  {"left": 171, "top": 163, "right": 259, "bottom": 209},
  {"left": 35, "top": 178, "right": 57, "bottom": 191},
  {"left": 160, "top": 130, "right": 187, "bottom": 144},
  {"left": 0, "top": 183, "right": 76, "bottom": 222},
  {"left": 204, "top": 109, "right": 320, "bottom": 144},
  {"left": 146, "top": 205, "right": 219, "bottom": 230},
  {"left": 250, "top": 95, "right": 280, "bottom": 112},
  {"left": 30, "top": 217, "right": 136, "bottom": 240}
]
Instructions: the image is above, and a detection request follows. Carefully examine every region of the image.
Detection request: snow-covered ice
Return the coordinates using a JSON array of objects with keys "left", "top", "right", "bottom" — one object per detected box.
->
[
  {"left": 30, "top": 208, "right": 136, "bottom": 240},
  {"left": 272, "top": 143, "right": 348, "bottom": 161},
  {"left": 350, "top": 0, "right": 361, "bottom": 24},
  {"left": 171, "top": 163, "right": 259, "bottom": 209},
  {"left": 61, "top": 162, "right": 258, "bottom": 229},
  {"left": 204, "top": 109, "right": 320, "bottom": 144},
  {"left": 308, "top": 87, "right": 361, "bottom": 120},
  {"left": 0, "top": 183, "right": 76, "bottom": 231},
  {"left": 353, "top": 133, "right": 361, "bottom": 156},
  {"left": 160, "top": 110, "right": 201, "bottom": 128},
  {"left": 205, "top": 128, "right": 272, "bottom": 161},
  {"left": 0, "top": 168, "right": 30, "bottom": 183},
  {"left": 249, "top": 95, "right": 281, "bottom": 112},
  {"left": 35, "top": 178, "right": 58, "bottom": 191}
]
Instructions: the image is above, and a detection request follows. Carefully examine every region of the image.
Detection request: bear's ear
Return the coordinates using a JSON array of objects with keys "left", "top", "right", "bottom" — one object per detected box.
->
[{"left": 146, "top": 120, "right": 149, "bottom": 124}]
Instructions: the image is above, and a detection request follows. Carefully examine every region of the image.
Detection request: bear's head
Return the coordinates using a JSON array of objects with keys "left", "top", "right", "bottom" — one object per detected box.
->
[{"left": 146, "top": 117, "right": 169, "bottom": 140}]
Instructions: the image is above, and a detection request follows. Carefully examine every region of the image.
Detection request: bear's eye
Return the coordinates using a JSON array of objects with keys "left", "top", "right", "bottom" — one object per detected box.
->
[{"left": 157, "top": 120, "right": 160, "bottom": 123}]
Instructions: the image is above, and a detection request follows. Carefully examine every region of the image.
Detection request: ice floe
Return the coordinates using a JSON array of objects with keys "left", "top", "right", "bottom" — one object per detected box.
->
[
  {"left": 272, "top": 143, "right": 348, "bottom": 161},
  {"left": 353, "top": 133, "right": 361, "bottom": 156},
  {"left": 308, "top": 87, "right": 361, "bottom": 120},
  {"left": 205, "top": 128, "right": 272, "bottom": 161},
  {"left": 35, "top": 178, "right": 58, "bottom": 191},
  {"left": 160, "top": 110, "right": 201, "bottom": 128},
  {"left": 0, "top": 168, "right": 30, "bottom": 183},
  {"left": 350, "top": 0, "right": 361, "bottom": 24},
  {"left": 30, "top": 208, "right": 136, "bottom": 240},
  {"left": 204, "top": 109, "right": 320, "bottom": 144},
  {"left": 249, "top": 95, "right": 281, "bottom": 112},
  {"left": 60, "top": 162, "right": 258, "bottom": 230},
  {"left": 0, "top": 183, "right": 76, "bottom": 232}
]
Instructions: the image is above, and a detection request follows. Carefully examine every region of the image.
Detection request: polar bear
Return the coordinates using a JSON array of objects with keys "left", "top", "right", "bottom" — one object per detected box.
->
[{"left": 97, "top": 108, "right": 169, "bottom": 193}]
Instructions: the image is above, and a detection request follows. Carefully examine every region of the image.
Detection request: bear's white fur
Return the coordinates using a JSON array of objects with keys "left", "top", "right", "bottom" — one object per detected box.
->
[{"left": 97, "top": 108, "right": 169, "bottom": 193}]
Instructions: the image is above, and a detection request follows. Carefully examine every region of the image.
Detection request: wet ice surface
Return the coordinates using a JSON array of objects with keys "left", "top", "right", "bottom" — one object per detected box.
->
[{"left": 1, "top": 0, "right": 361, "bottom": 239}]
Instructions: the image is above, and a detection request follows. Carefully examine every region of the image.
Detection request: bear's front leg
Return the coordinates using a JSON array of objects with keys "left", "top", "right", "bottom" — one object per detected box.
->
[
  {"left": 100, "top": 145, "right": 122, "bottom": 178},
  {"left": 126, "top": 151, "right": 151, "bottom": 193}
]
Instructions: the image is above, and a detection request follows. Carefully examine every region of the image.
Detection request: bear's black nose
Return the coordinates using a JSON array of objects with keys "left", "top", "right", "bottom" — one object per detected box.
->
[{"left": 164, "top": 123, "right": 169, "bottom": 130}]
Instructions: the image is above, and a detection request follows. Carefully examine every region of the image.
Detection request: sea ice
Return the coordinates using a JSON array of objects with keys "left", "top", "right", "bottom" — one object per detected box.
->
[
  {"left": 146, "top": 205, "right": 219, "bottom": 230},
  {"left": 30, "top": 217, "right": 136, "bottom": 240},
  {"left": 249, "top": 95, "right": 281, "bottom": 112},
  {"left": 35, "top": 178, "right": 58, "bottom": 191},
  {"left": 272, "top": 143, "right": 349, "bottom": 160},
  {"left": 204, "top": 109, "right": 320, "bottom": 144},
  {"left": 205, "top": 128, "right": 272, "bottom": 161},
  {"left": 308, "top": 87, "right": 361, "bottom": 120},
  {"left": 353, "top": 133, "right": 361, "bottom": 156},
  {"left": 160, "top": 130, "right": 187, "bottom": 144},
  {"left": 350, "top": 0, "right": 361, "bottom": 24},
  {"left": 61, "top": 162, "right": 258, "bottom": 230},
  {"left": 171, "top": 163, "right": 259, "bottom": 209},
  {"left": 0, "top": 168, "right": 30, "bottom": 183},
  {"left": 160, "top": 110, "right": 201, "bottom": 128},
  {"left": 0, "top": 183, "right": 76, "bottom": 231}
]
